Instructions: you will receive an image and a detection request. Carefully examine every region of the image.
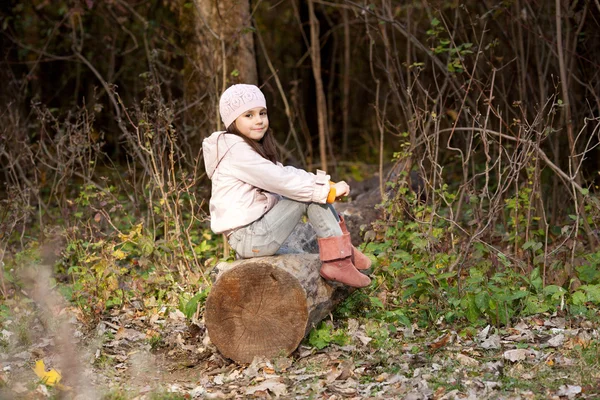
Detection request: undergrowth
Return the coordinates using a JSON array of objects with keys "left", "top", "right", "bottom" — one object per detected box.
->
[
  {"left": 349, "top": 173, "right": 600, "bottom": 331},
  {"left": 1, "top": 84, "right": 599, "bottom": 353}
]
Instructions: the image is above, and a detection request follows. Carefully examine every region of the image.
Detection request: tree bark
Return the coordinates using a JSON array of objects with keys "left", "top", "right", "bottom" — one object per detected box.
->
[
  {"left": 342, "top": 8, "right": 350, "bottom": 157},
  {"left": 308, "top": 0, "right": 329, "bottom": 172},
  {"left": 205, "top": 254, "right": 352, "bottom": 364},
  {"left": 181, "top": 0, "right": 258, "bottom": 132}
]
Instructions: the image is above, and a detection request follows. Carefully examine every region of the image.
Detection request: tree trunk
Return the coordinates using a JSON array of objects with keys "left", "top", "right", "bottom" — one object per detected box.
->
[
  {"left": 205, "top": 254, "right": 352, "bottom": 364},
  {"left": 308, "top": 0, "right": 329, "bottom": 172},
  {"left": 180, "top": 0, "right": 258, "bottom": 132}
]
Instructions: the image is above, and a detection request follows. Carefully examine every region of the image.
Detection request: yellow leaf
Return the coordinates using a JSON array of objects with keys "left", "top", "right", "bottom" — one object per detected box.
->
[
  {"left": 113, "top": 249, "right": 126, "bottom": 260},
  {"left": 133, "top": 223, "right": 143, "bottom": 236},
  {"left": 33, "top": 360, "right": 62, "bottom": 386}
]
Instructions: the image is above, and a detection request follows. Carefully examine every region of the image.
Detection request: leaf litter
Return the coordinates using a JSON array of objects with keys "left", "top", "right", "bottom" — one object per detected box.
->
[{"left": 1, "top": 302, "right": 600, "bottom": 399}]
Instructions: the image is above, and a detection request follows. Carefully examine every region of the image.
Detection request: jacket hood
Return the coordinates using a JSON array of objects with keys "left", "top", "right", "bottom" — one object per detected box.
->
[{"left": 203, "top": 131, "right": 241, "bottom": 179}]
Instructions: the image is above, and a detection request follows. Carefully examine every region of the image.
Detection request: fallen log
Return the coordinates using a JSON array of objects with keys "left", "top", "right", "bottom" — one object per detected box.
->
[{"left": 205, "top": 254, "right": 353, "bottom": 364}]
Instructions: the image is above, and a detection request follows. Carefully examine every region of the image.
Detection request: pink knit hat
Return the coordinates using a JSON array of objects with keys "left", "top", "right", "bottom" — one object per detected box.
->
[{"left": 219, "top": 84, "right": 267, "bottom": 128}]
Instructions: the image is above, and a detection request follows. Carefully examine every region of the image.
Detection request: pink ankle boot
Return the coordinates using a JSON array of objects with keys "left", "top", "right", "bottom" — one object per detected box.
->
[
  {"left": 338, "top": 215, "right": 372, "bottom": 270},
  {"left": 317, "top": 235, "right": 371, "bottom": 288}
]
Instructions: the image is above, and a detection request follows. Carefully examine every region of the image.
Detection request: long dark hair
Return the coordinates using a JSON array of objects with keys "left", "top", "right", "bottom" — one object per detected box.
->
[{"left": 226, "top": 122, "right": 279, "bottom": 164}]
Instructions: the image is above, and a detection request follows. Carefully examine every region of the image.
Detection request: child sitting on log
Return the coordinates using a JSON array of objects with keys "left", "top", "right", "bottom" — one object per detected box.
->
[{"left": 202, "top": 84, "right": 371, "bottom": 288}]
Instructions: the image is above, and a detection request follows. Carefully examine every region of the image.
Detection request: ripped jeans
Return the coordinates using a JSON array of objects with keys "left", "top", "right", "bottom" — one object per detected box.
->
[{"left": 227, "top": 199, "right": 342, "bottom": 258}]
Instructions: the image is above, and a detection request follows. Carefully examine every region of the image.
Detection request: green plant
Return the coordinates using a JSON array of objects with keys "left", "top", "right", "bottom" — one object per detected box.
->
[
  {"left": 147, "top": 333, "right": 165, "bottom": 350},
  {"left": 426, "top": 17, "right": 473, "bottom": 73},
  {"left": 307, "top": 322, "right": 349, "bottom": 350},
  {"left": 179, "top": 287, "right": 210, "bottom": 319}
]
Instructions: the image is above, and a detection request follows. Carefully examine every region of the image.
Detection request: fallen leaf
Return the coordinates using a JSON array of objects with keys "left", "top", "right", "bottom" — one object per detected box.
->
[
  {"left": 115, "top": 327, "right": 146, "bottom": 341},
  {"left": 514, "top": 321, "right": 529, "bottom": 331},
  {"left": 328, "top": 378, "right": 358, "bottom": 396},
  {"left": 434, "top": 386, "right": 446, "bottom": 398},
  {"left": 273, "top": 356, "right": 293, "bottom": 372},
  {"left": 544, "top": 317, "right": 566, "bottom": 329},
  {"left": 553, "top": 354, "right": 575, "bottom": 366},
  {"left": 325, "top": 366, "right": 343, "bottom": 383},
  {"left": 375, "top": 372, "right": 389, "bottom": 382},
  {"left": 356, "top": 333, "right": 373, "bottom": 346},
  {"left": 32, "top": 360, "right": 61, "bottom": 386},
  {"left": 480, "top": 334, "right": 501, "bottom": 350},
  {"left": 168, "top": 309, "right": 186, "bottom": 321},
  {"left": 476, "top": 325, "right": 491, "bottom": 341},
  {"left": 556, "top": 384, "right": 582, "bottom": 398},
  {"left": 532, "top": 317, "right": 544, "bottom": 326},
  {"left": 484, "top": 360, "right": 504, "bottom": 374},
  {"left": 574, "top": 331, "right": 592, "bottom": 348},
  {"left": 503, "top": 349, "right": 537, "bottom": 362},
  {"left": 429, "top": 333, "right": 451, "bottom": 351},
  {"left": 521, "top": 372, "right": 534, "bottom": 380},
  {"left": 547, "top": 333, "right": 565, "bottom": 348},
  {"left": 456, "top": 353, "right": 480, "bottom": 367},
  {"left": 245, "top": 378, "right": 287, "bottom": 397}
]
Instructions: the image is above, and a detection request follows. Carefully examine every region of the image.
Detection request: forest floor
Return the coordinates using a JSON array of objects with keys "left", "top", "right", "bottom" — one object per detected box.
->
[{"left": 1, "top": 297, "right": 599, "bottom": 399}]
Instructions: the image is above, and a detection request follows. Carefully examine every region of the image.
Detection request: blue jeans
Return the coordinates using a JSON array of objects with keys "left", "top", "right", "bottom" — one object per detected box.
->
[{"left": 227, "top": 199, "right": 342, "bottom": 258}]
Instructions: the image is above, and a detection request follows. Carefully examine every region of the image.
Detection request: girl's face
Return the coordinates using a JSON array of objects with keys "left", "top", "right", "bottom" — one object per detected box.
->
[{"left": 234, "top": 107, "right": 269, "bottom": 141}]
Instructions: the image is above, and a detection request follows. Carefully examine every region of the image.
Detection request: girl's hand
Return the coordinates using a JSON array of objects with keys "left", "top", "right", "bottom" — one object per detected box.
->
[{"left": 333, "top": 181, "right": 350, "bottom": 198}]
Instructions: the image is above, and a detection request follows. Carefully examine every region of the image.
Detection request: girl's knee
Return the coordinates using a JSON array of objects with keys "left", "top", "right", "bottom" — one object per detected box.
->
[{"left": 285, "top": 198, "right": 308, "bottom": 213}]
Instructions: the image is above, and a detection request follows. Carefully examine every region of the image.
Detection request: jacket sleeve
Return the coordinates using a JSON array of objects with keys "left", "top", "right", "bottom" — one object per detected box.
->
[{"left": 224, "top": 142, "right": 331, "bottom": 203}]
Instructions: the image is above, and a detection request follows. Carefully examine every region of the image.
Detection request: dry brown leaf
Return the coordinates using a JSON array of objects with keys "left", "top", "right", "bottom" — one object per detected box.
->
[
  {"left": 375, "top": 372, "right": 389, "bottom": 382},
  {"left": 434, "top": 385, "right": 446, "bottom": 399},
  {"left": 456, "top": 353, "right": 479, "bottom": 367},
  {"left": 325, "top": 366, "right": 342, "bottom": 383},
  {"left": 245, "top": 378, "right": 287, "bottom": 397},
  {"left": 503, "top": 349, "right": 537, "bottom": 362},
  {"left": 428, "top": 333, "right": 451, "bottom": 351}
]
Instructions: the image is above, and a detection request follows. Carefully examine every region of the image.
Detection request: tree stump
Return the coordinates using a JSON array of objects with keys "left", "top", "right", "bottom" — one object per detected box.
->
[{"left": 205, "top": 254, "right": 352, "bottom": 364}]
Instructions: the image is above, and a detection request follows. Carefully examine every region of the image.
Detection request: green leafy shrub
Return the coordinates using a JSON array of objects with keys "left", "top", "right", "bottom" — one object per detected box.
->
[{"left": 307, "top": 322, "right": 349, "bottom": 350}]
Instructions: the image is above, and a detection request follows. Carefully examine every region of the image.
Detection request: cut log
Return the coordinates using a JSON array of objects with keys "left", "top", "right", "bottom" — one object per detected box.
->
[{"left": 205, "top": 254, "right": 353, "bottom": 364}]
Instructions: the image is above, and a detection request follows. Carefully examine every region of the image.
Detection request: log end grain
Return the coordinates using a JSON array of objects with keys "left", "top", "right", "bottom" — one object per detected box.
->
[{"left": 205, "top": 261, "right": 309, "bottom": 364}]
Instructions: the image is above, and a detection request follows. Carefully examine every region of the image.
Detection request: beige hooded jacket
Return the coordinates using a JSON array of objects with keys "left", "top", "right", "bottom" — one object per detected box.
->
[{"left": 202, "top": 131, "right": 332, "bottom": 234}]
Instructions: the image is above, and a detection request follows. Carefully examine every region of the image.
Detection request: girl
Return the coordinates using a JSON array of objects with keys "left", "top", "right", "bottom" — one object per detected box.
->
[{"left": 202, "top": 84, "right": 371, "bottom": 288}]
